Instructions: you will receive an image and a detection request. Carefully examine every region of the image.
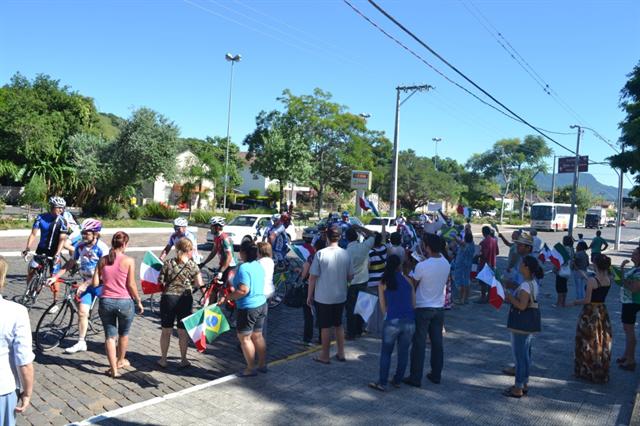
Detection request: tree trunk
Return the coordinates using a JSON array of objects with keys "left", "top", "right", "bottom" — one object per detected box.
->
[
  {"left": 196, "top": 180, "right": 203, "bottom": 210},
  {"left": 317, "top": 183, "right": 324, "bottom": 218},
  {"left": 279, "top": 181, "right": 284, "bottom": 213},
  {"left": 500, "top": 180, "right": 510, "bottom": 225}
]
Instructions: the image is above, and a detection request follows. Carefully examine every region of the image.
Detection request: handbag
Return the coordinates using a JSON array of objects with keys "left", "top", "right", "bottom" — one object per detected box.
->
[
  {"left": 558, "top": 262, "right": 571, "bottom": 278},
  {"left": 507, "top": 281, "right": 541, "bottom": 333}
]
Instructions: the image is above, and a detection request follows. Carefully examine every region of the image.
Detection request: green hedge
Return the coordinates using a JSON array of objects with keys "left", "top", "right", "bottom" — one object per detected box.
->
[{"left": 142, "top": 202, "right": 179, "bottom": 220}]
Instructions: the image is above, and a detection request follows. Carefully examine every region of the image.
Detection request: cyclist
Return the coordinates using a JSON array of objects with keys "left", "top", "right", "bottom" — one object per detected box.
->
[
  {"left": 338, "top": 211, "right": 352, "bottom": 249},
  {"left": 47, "top": 218, "right": 109, "bottom": 353},
  {"left": 159, "top": 217, "right": 200, "bottom": 262},
  {"left": 199, "top": 217, "right": 237, "bottom": 292},
  {"left": 22, "top": 196, "right": 69, "bottom": 304},
  {"left": 311, "top": 222, "right": 328, "bottom": 246},
  {"left": 267, "top": 213, "right": 292, "bottom": 263}
]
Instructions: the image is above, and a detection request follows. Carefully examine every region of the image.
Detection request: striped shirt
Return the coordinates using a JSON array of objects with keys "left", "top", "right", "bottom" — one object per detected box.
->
[{"left": 368, "top": 245, "right": 387, "bottom": 287}]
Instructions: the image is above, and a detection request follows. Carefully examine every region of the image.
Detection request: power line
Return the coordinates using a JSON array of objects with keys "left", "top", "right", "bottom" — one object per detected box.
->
[{"left": 362, "top": 0, "right": 576, "bottom": 156}]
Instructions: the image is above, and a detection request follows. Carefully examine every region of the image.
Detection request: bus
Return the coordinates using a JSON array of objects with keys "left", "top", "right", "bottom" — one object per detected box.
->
[{"left": 531, "top": 202, "right": 578, "bottom": 231}]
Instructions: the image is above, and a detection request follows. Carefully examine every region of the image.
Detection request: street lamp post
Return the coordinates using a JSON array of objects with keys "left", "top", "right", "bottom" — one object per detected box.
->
[
  {"left": 389, "top": 84, "right": 433, "bottom": 218},
  {"left": 432, "top": 137, "right": 442, "bottom": 170},
  {"left": 222, "top": 53, "right": 241, "bottom": 212},
  {"left": 568, "top": 125, "right": 583, "bottom": 238}
]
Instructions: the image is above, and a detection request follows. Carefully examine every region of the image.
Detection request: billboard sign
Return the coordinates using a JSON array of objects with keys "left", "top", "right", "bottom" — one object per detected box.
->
[
  {"left": 558, "top": 156, "right": 589, "bottom": 173},
  {"left": 350, "top": 170, "right": 372, "bottom": 191}
]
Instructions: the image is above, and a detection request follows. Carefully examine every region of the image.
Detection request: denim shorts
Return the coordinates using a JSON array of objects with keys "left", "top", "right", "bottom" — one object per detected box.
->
[{"left": 99, "top": 297, "right": 135, "bottom": 339}]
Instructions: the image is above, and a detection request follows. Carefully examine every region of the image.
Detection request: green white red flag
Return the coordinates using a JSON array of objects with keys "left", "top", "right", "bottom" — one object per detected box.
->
[
  {"left": 550, "top": 243, "right": 570, "bottom": 269},
  {"left": 182, "top": 305, "right": 230, "bottom": 352},
  {"left": 140, "top": 251, "right": 163, "bottom": 294}
]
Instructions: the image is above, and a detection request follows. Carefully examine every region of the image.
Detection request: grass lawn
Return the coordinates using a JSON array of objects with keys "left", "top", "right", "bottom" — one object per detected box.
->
[{"left": 0, "top": 218, "right": 172, "bottom": 231}]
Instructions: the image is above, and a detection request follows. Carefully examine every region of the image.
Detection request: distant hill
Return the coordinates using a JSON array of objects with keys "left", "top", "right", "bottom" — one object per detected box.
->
[{"left": 534, "top": 172, "right": 629, "bottom": 201}]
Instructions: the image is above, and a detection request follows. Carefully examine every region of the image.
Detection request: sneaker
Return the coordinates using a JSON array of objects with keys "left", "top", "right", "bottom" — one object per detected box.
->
[
  {"left": 49, "top": 305, "right": 60, "bottom": 314},
  {"left": 65, "top": 340, "right": 87, "bottom": 354}
]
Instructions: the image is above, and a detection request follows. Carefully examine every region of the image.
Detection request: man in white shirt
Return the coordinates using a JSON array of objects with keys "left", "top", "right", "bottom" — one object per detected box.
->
[
  {"left": 307, "top": 226, "right": 354, "bottom": 364},
  {"left": 405, "top": 234, "right": 450, "bottom": 387},
  {"left": 0, "top": 257, "right": 35, "bottom": 426},
  {"left": 345, "top": 225, "right": 376, "bottom": 339}
]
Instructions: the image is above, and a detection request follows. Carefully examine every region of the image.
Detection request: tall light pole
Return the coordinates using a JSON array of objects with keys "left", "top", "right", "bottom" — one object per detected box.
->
[
  {"left": 568, "top": 125, "right": 583, "bottom": 238},
  {"left": 550, "top": 155, "right": 556, "bottom": 204},
  {"left": 222, "top": 53, "right": 241, "bottom": 212},
  {"left": 432, "top": 137, "right": 442, "bottom": 170},
  {"left": 389, "top": 84, "right": 433, "bottom": 218},
  {"left": 615, "top": 145, "right": 625, "bottom": 250}
]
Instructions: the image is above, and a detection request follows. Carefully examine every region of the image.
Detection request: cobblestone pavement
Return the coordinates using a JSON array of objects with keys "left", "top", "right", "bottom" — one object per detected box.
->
[{"left": 87, "top": 251, "right": 639, "bottom": 426}]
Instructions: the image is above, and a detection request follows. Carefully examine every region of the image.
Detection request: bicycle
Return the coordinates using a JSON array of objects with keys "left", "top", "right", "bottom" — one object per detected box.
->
[
  {"left": 200, "top": 266, "right": 236, "bottom": 324},
  {"left": 19, "top": 253, "right": 56, "bottom": 309},
  {"left": 270, "top": 257, "right": 303, "bottom": 309},
  {"left": 35, "top": 278, "right": 103, "bottom": 351}
]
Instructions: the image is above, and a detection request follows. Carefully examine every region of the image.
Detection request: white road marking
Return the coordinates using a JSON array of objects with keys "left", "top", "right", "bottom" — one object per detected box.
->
[{"left": 0, "top": 246, "right": 167, "bottom": 257}]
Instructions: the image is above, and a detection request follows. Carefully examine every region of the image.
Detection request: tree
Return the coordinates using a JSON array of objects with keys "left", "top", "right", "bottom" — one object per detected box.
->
[
  {"left": 394, "top": 150, "right": 463, "bottom": 212},
  {"left": 555, "top": 185, "right": 594, "bottom": 216},
  {"left": 21, "top": 174, "right": 48, "bottom": 219},
  {"left": 610, "top": 61, "right": 640, "bottom": 201},
  {"left": 460, "top": 171, "right": 500, "bottom": 213},
  {"left": 245, "top": 120, "right": 312, "bottom": 209},
  {"left": 467, "top": 136, "right": 550, "bottom": 222}
]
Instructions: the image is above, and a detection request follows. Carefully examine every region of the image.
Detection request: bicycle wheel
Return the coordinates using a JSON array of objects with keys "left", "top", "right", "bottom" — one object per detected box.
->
[
  {"left": 36, "top": 302, "right": 74, "bottom": 351},
  {"left": 19, "top": 273, "right": 42, "bottom": 309},
  {"left": 269, "top": 273, "right": 287, "bottom": 308},
  {"left": 87, "top": 303, "right": 104, "bottom": 337}
]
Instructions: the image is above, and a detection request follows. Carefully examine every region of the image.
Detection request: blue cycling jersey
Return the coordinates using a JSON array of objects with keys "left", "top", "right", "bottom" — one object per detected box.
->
[
  {"left": 74, "top": 239, "right": 109, "bottom": 279},
  {"left": 33, "top": 213, "right": 68, "bottom": 255}
]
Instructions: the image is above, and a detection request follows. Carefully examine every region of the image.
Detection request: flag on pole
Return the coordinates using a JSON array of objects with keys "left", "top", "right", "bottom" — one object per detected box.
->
[
  {"left": 290, "top": 242, "right": 315, "bottom": 263},
  {"left": 549, "top": 243, "right": 570, "bottom": 269},
  {"left": 476, "top": 263, "right": 495, "bottom": 286},
  {"left": 538, "top": 243, "right": 551, "bottom": 263},
  {"left": 358, "top": 196, "right": 380, "bottom": 217},
  {"left": 489, "top": 276, "right": 505, "bottom": 309},
  {"left": 182, "top": 305, "right": 230, "bottom": 352},
  {"left": 140, "top": 251, "right": 163, "bottom": 294}
]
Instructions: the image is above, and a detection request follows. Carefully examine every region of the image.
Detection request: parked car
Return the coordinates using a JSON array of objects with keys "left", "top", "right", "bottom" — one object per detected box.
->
[
  {"left": 483, "top": 210, "right": 497, "bottom": 217},
  {"left": 302, "top": 216, "right": 364, "bottom": 242},
  {"left": 471, "top": 209, "right": 482, "bottom": 218},
  {"left": 206, "top": 214, "right": 296, "bottom": 247},
  {"left": 365, "top": 217, "right": 397, "bottom": 234}
]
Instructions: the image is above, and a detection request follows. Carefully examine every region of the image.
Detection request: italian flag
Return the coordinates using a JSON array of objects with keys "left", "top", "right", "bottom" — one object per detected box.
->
[
  {"left": 140, "top": 251, "right": 163, "bottom": 294},
  {"left": 182, "top": 305, "right": 230, "bottom": 352},
  {"left": 476, "top": 263, "right": 504, "bottom": 309},
  {"left": 538, "top": 244, "right": 551, "bottom": 263},
  {"left": 359, "top": 196, "right": 380, "bottom": 217},
  {"left": 550, "top": 243, "right": 570, "bottom": 269},
  {"left": 290, "top": 242, "right": 315, "bottom": 263}
]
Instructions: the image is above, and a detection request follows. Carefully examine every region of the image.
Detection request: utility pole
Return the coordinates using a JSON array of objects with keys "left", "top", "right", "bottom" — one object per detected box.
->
[
  {"left": 550, "top": 155, "right": 556, "bottom": 204},
  {"left": 568, "top": 125, "right": 583, "bottom": 238},
  {"left": 389, "top": 84, "right": 432, "bottom": 218},
  {"left": 615, "top": 145, "right": 625, "bottom": 250},
  {"left": 432, "top": 137, "right": 442, "bottom": 170}
]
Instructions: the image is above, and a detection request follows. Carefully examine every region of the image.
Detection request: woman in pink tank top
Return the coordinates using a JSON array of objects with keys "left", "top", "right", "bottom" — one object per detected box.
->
[{"left": 91, "top": 231, "right": 143, "bottom": 378}]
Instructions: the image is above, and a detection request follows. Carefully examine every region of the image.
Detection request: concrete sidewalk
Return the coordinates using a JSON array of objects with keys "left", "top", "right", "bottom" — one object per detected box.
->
[{"left": 78, "top": 273, "right": 638, "bottom": 426}]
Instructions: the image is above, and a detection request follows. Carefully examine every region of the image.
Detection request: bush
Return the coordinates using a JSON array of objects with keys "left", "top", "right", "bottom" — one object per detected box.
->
[
  {"left": 0, "top": 197, "right": 5, "bottom": 213},
  {"left": 191, "top": 209, "right": 214, "bottom": 225},
  {"left": 248, "top": 189, "right": 260, "bottom": 199},
  {"left": 142, "top": 202, "right": 179, "bottom": 220},
  {"left": 22, "top": 174, "right": 48, "bottom": 209},
  {"left": 104, "top": 201, "right": 122, "bottom": 219},
  {"left": 128, "top": 205, "right": 142, "bottom": 220}
]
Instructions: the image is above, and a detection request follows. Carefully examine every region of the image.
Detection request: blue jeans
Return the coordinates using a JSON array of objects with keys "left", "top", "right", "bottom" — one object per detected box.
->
[
  {"left": 409, "top": 308, "right": 444, "bottom": 384},
  {"left": 99, "top": 298, "right": 135, "bottom": 339},
  {"left": 511, "top": 332, "right": 533, "bottom": 389},
  {"left": 378, "top": 318, "right": 415, "bottom": 386},
  {"left": 573, "top": 272, "right": 586, "bottom": 300}
]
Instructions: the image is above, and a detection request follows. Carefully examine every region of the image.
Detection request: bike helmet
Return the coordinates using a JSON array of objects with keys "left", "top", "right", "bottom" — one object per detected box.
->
[
  {"left": 173, "top": 217, "right": 188, "bottom": 227},
  {"left": 272, "top": 213, "right": 281, "bottom": 221},
  {"left": 209, "top": 216, "right": 225, "bottom": 227},
  {"left": 80, "top": 218, "right": 102, "bottom": 233},
  {"left": 342, "top": 211, "right": 350, "bottom": 217},
  {"left": 329, "top": 212, "right": 340, "bottom": 221},
  {"left": 49, "top": 196, "right": 66, "bottom": 208},
  {"left": 396, "top": 217, "right": 405, "bottom": 226}
]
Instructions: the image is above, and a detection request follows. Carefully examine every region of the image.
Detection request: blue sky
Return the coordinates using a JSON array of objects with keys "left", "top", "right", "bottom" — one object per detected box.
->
[{"left": 2, "top": 0, "right": 639, "bottom": 188}]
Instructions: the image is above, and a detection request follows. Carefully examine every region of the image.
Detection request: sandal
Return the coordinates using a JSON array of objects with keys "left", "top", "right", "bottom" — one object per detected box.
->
[
  {"left": 616, "top": 357, "right": 627, "bottom": 364},
  {"left": 157, "top": 360, "right": 168, "bottom": 369},
  {"left": 502, "top": 387, "right": 524, "bottom": 398},
  {"left": 368, "top": 382, "right": 386, "bottom": 392},
  {"left": 334, "top": 355, "right": 347, "bottom": 362},
  {"left": 619, "top": 363, "right": 636, "bottom": 371},
  {"left": 313, "top": 356, "right": 330, "bottom": 365},
  {"left": 117, "top": 359, "right": 131, "bottom": 369},
  {"left": 105, "top": 368, "right": 121, "bottom": 378},
  {"left": 178, "top": 361, "right": 191, "bottom": 369},
  {"left": 237, "top": 369, "right": 257, "bottom": 378}
]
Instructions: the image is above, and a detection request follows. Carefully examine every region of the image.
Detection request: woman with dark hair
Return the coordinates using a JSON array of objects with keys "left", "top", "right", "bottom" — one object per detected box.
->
[
  {"left": 453, "top": 232, "right": 475, "bottom": 304},
  {"left": 553, "top": 235, "right": 575, "bottom": 308},
  {"left": 368, "top": 255, "right": 415, "bottom": 391},
  {"left": 223, "top": 240, "right": 266, "bottom": 376},
  {"left": 93, "top": 231, "right": 143, "bottom": 378},
  {"left": 572, "top": 254, "right": 612, "bottom": 383},
  {"left": 572, "top": 241, "right": 590, "bottom": 301},
  {"left": 503, "top": 255, "right": 544, "bottom": 398}
]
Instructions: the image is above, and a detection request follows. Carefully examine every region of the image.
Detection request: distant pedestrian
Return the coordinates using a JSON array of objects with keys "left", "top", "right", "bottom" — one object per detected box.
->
[
  {"left": 307, "top": 226, "right": 354, "bottom": 364},
  {"left": 0, "top": 257, "right": 35, "bottom": 426},
  {"left": 618, "top": 247, "right": 640, "bottom": 371},
  {"left": 226, "top": 240, "right": 267, "bottom": 377},
  {"left": 387, "top": 232, "right": 406, "bottom": 266},
  {"left": 453, "top": 232, "right": 475, "bottom": 304},
  {"left": 572, "top": 254, "right": 612, "bottom": 383},
  {"left": 300, "top": 239, "right": 324, "bottom": 346},
  {"left": 530, "top": 229, "right": 543, "bottom": 257},
  {"left": 345, "top": 226, "right": 376, "bottom": 339},
  {"left": 95, "top": 231, "right": 144, "bottom": 378},
  {"left": 477, "top": 226, "right": 498, "bottom": 304},
  {"left": 589, "top": 230, "right": 609, "bottom": 262},
  {"left": 553, "top": 235, "right": 574, "bottom": 308},
  {"left": 572, "top": 242, "right": 590, "bottom": 301},
  {"left": 157, "top": 238, "right": 203, "bottom": 369},
  {"left": 498, "top": 230, "right": 521, "bottom": 284},
  {"left": 366, "top": 231, "right": 388, "bottom": 337},
  {"left": 368, "top": 255, "right": 416, "bottom": 392},
  {"left": 502, "top": 256, "right": 543, "bottom": 398},
  {"left": 404, "top": 233, "right": 450, "bottom": 387}
]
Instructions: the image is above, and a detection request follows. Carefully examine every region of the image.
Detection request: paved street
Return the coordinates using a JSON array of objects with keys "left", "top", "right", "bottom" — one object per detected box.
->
[
  {"left": 82, "top": 241, "right": 639, "bottom": 426},
  {"left": 0, "top": 224, "right": 639, "bottom": 425}
]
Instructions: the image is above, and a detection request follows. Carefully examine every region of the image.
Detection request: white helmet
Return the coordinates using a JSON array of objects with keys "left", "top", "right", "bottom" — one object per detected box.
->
[
  {"left": 48, "top": 196, "right": 66, "bottom": 208},
  {"left": 173, "top": 217, "right": 188, "bottom": 227},
  {"left": 271, "top": 214, "right": 281, "bottom": 221},
  {"left": 396, "top": 217, "right": 405, "bottom": 226},
  {"left": 209, "top": 216, "right": 225, "bottom": 227}
]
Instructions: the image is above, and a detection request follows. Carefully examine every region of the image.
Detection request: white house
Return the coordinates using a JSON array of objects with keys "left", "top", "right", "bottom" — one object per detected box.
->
[
  {"left": 237, "top": 152, "right": 310, "bottom": 206},
  {"left": 140, "top": 150, "right": 216, "bottom": 209}
]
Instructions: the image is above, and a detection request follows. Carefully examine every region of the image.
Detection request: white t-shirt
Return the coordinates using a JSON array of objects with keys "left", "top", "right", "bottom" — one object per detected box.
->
[
  {"left": 258, "top": 257, "right": 275, "bottom": 298},
  {"left": 517, "top": 279, "right": 539, "bottom": 301},
  {"left": 0, "top": 296, "right": 35, "bottom": 394},
  {"left": 411, "top": 255, "right": 451, "bottom": 308}
]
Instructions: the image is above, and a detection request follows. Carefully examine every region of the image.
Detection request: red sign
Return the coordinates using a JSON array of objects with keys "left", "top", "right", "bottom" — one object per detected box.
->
[{"left": 558, "top": 156, "right": 588, "bottom": 173}]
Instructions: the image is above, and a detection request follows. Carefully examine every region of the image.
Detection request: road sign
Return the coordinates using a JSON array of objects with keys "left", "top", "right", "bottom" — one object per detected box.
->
[
  {"left": 558, "top": 156, "right": 589, "bottom": 173},
  {"left": 350, "top": 170, "right": 371, "bottom": 191}
]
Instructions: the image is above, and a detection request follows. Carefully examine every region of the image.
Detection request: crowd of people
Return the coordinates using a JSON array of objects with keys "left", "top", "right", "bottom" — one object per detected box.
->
[{"left": 2, "top": 196, "right": 640, "bottom": 424}]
